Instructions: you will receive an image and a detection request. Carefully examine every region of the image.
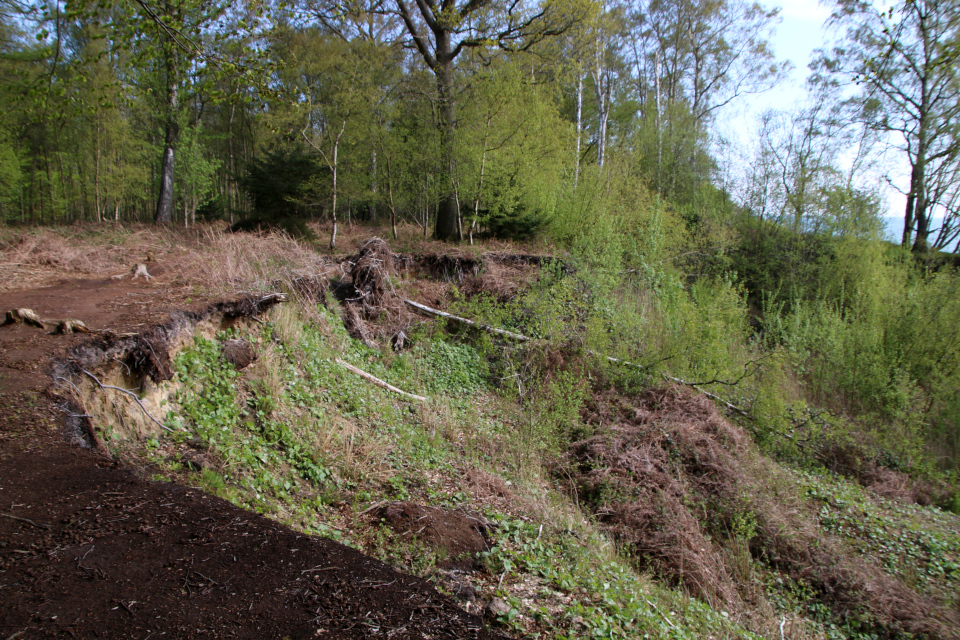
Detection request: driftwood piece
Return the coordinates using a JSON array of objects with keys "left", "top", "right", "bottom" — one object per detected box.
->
[
  {"left": 334, "top": 358, "right": 428, "bottom": 402},
  {"left": 55, "top": 319, "right": 90, "bottom": 334}
]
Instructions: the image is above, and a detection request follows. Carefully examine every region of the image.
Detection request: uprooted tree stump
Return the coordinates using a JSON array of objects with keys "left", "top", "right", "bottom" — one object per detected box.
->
[
  {"left": 4, "top": 308, "right": 44, "bottom": 328},
  {"left": 339, "top": 238, "right": 416, "bottom": 349},
  {"left": 348, "top": 237, "right": 395, "bottom": 316}
]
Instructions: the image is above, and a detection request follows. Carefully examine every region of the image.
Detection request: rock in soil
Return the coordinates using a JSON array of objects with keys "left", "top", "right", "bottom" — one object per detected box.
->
[{"left": 484, "top": 597, "right": 511, "bottom": 619}]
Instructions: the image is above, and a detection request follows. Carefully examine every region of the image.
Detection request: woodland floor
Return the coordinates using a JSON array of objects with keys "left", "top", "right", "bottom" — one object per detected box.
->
[{"left": 0, "top": 259, "right": 507, "bottom": 639}]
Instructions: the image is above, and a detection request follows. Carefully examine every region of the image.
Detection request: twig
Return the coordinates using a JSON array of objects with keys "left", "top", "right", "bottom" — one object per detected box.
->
[
  {"left": 1, "top": 513, "right": 52, "bottom": 530},
  {"left": 334, "top": 359, "right": 428, "bottom": 402},
  {"left": 301, "top": 566, "right": 341, "bottom": 574},
  {"left": 81, "top": 370, "right": 173, "bottom": 432},
  {"left": 663, "top": 374, "right": 750, "bottom": 417}
]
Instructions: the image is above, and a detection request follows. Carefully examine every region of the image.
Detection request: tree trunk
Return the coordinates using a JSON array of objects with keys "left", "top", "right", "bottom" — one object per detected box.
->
[
  {"left": 329, "top": 120, "right": 346, "bottom": 250},
  {"left": 908, "top": 119, "right": 930, "bottom": 253},
  {"left": 434, "top": 51, "right": 460, "bottom": 241},
  {"left": 574, "top": 72, "right": 583, "bottom": 186},
  {"left": 94, "top": 109, "right": 102, "bottom": 222},
  {"left": 369, "top": 149, "right": 377, "bottom": 222},
  {"left": 592, "top": 55, "right": 610, "bottom": 169},
  {"left": 155, "top": 78, "right": 179, "bottom": 225}
]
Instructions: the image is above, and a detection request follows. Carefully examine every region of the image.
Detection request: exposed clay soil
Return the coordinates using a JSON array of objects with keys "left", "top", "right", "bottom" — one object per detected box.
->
[{"left": 0, "top": 265, "right": 506, "bottom": 639}]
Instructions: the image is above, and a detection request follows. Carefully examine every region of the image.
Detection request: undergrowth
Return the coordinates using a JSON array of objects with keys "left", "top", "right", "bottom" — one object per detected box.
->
[
  {"left": 71, "top": 230, "right": 960, "bottom": 640},
  {"left": 119, "top": 302, "right": 766, "bottom": 639}
]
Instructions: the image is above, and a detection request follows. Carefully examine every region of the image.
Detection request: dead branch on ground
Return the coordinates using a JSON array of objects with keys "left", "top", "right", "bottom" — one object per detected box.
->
[
  {"left": 663, "top": 374, "right": 749, "bottom": 417},
  {"left": 334, "top": 358, "right": 429, "bottom": 402},
  {"left": 1, "top": 512, "right": 52, "bottom": 530}
]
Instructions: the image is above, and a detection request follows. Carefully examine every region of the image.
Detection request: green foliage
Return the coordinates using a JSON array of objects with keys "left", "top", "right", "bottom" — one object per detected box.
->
[
  {"left": 481, "top": 517, "right": 761, "bottom": 640},
  {"left": 170, "top": 334, "right": 333, "bottom": 510},
  {"left": 801, "top": 470, "right": 960, "bottom": 602},
  {"left": 176, "top": 123, "right": 221, "bottom": 222},
  {"left": 0, "top": 135, "right": 21, "bottom": 203},
  {"left": 408, "top": 340, "right": 488, "bottom": 395},
  {"left": 759, "top": 247, "right": 960, "bottom": 469},
  {"left": 239, "top": 148, "right": 325, "bottom": 220},
  {"left": 171, "top": 337, "right": 243, "bottom": 445},
  {"left": 481, "top": 204, "right": 544, "bottom": 241}
]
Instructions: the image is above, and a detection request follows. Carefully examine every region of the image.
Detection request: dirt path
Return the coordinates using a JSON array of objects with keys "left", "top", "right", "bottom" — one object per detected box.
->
[{"left": 0, "top": 269, "right": 504, "bottom": 639}]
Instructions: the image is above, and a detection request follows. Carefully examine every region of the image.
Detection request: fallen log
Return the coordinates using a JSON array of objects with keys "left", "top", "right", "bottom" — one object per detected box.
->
[
  {"left": 401, "top": 298, "right": 644, "bottom": 369},
  {"left": 400, "top": 298, "right": 532, "bottom": 342},
  {"left": 334, "top": 358, "right": 429, "bottom": 403}
]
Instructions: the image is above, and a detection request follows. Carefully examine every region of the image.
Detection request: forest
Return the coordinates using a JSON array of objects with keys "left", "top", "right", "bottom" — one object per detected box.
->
[
  {"left": 2, "top": 0, "right": 960, "bottom": 486},
  {"left": 1, "top": 0, "right": 960, "bottom": 515},
  {"left": 6, "top": 0, "right": 958, "bottom": 249},
  {"left": 3, "top": 0, "right": 960, "bottom": 637}
]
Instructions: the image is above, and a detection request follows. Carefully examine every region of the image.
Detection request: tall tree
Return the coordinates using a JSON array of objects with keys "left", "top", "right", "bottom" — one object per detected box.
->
[
  {"left": 73, "top": 0, "right": 271, "bottom": 224},
  {"left": 823, "top": 0, "right": 960, "bottom": 252},
  {"left": 613, "top": 0, "right": 785, "bottom": 204},
  {"left": 391, "top": 0, "right": 578, "bottom": 239}
]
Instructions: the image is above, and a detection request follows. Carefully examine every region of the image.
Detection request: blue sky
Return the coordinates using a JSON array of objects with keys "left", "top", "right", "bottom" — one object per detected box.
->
[{"left": 726, "top": 0, "right": 922, "bottom": 246}]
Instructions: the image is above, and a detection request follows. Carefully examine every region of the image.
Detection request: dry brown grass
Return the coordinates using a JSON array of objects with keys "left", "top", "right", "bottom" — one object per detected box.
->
[
  {"left": 0, "top": 226, "right": 162, "bottom": 290},
  {"left": 815, "top": 442, "right": 951, "bottom": 506},
  {"left": 0, "top": 224, "right": 334, "bottom": 296},
  {"left": 569, "top": 387, "right": 747, "bottom": 611}
]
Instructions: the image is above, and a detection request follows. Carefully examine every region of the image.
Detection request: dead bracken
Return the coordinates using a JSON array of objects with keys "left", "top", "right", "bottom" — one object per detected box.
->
[{"left": 566, "top": 386, "right": 959, "bottom": 638}]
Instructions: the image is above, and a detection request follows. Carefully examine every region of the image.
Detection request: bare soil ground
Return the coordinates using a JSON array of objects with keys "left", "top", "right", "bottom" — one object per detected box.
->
[{"left": 0, "top": 257, "right": 506, "bottom": 639}]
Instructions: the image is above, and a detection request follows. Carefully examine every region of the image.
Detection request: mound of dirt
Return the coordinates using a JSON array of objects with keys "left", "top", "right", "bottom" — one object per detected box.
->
[
  {"left": 373, "top": 502, "right": 492, "bottom": 569},
  {"left": 222, "top": 337, "right": 256, "bottom": 369}
]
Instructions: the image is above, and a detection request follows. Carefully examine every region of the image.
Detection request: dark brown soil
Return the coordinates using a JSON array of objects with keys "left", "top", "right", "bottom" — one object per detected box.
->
[
  {"left": 221, "top": 339, "right": 257, "bottom": 370},
  {"left": 0, "top": 268, "right": 506, "bottom": 639}
]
